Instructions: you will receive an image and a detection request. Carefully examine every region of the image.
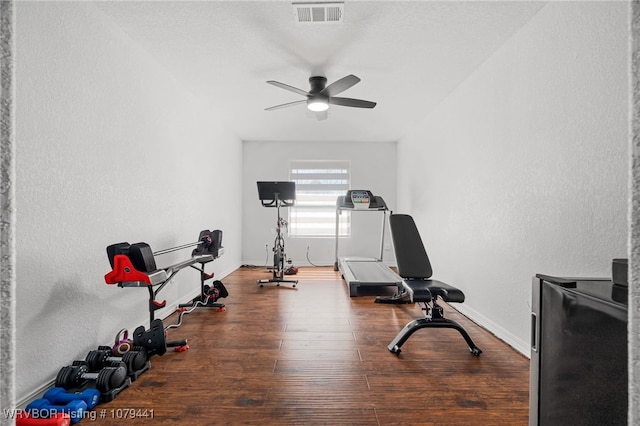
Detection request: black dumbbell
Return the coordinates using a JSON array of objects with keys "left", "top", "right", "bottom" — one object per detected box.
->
[
  {"left": 133, "top": 319, "right": 167, "bottom": 356},
  {"left": 85, "top": 346, "right": 148, "bottom": 376},
  {"left": 55, "top": 361, "right": 127, "bottom": 393}
]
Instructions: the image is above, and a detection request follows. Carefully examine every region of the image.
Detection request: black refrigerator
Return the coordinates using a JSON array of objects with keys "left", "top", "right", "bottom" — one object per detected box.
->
[{"left": 529, "top": 273, "right": 628, "bottom": 426}]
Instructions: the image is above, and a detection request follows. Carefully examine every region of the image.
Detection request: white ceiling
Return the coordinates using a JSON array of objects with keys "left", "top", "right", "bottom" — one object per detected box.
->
[{"left": 95, "top": 1, "right": 546, "bottom": 142}]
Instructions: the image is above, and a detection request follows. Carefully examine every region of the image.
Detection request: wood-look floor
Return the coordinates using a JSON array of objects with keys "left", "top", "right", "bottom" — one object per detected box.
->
[{"left": 88, "top": 267, "right": 530, "bottom": 425}]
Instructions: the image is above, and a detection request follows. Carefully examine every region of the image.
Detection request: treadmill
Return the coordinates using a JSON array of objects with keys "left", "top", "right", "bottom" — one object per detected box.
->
[{"left": 334, "top": 190, "right": 402, "bottom": 297}]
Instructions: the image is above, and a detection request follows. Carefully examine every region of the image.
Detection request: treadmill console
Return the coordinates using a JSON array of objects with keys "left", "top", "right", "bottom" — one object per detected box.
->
[
  {"left": 338, "top": 190, "right": 387, "bottom": 210},
  {"left": 350, "top": 190, "right": 371, "bottom": 209}
]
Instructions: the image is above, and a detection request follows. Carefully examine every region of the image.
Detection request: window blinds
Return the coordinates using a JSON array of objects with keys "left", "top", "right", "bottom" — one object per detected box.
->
[{"left": 289, "top": 160, "right": 350, "bottom": 237}]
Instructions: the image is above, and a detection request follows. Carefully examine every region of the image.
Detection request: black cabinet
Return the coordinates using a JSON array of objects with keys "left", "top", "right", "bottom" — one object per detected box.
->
[{"left": 529, "top": 274, "right": 627, "bottom": 426}]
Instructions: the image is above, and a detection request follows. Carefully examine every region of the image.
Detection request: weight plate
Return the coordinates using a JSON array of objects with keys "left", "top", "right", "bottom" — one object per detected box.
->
[{"left": 55, "top": 366, "right": 73, "bottom": 388}]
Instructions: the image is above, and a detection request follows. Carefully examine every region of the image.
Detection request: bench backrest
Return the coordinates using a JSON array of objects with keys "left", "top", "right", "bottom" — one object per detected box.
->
[{"left": 389, "top": 214, "right": 433, "bottom": 279}]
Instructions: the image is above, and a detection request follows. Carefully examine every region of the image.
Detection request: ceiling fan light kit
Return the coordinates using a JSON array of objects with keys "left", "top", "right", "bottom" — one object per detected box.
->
[
  {"left": 307, "top": 98, "right": 329, "bottom": 112},
  {"left": 266, "top": 74, "right": 376, "bottom": 118}
]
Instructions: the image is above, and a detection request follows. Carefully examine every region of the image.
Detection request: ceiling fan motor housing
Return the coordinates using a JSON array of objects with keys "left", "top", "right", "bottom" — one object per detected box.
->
[{"left": 308, "top": 76, "right": 328, "bottom": 94}]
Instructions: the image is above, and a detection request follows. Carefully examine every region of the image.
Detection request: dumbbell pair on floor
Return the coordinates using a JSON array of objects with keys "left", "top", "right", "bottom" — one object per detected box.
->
[
  {"left": 23, "top": 388, "right": 100, "bottom": 425},
  {"left": 55, "top": 345, "right": 148, "bottom": 400},
  {"left": 24, "top": 362, "right": 125, "bottom": 425}
]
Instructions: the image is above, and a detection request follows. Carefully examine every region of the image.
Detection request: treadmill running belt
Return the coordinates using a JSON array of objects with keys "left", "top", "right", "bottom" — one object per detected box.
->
[{"left": 347, "top": 261, "right": 401, "bottom": 284}]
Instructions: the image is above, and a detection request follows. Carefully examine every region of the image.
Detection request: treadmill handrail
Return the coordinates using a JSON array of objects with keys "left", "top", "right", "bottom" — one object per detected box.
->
[{"left": 334, "top": 194, "right": 390, "bottom": 269}]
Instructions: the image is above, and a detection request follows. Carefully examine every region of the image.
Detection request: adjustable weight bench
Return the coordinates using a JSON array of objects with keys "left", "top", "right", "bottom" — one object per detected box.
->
[{"left": 376, "top": 214, "right": 482, "bottom": 356}]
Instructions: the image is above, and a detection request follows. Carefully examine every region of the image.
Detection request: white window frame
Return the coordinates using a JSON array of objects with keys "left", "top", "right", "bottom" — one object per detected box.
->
[{"left": 289, "top": 160, "right": 351, "bottom": 238}]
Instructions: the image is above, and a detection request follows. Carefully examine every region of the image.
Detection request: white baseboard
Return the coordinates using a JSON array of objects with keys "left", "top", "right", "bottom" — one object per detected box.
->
[
  {"left": 16, "top": 379, "right": 55, "bottom": 410},
  {"left": 452, "top": 303, "right": 530, "bottom": 358}
]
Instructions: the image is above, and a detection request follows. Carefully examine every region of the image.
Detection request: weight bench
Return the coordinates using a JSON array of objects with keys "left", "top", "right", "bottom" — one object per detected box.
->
[{"left": 376, "top": 214, "right": 482, "bottom": 356}]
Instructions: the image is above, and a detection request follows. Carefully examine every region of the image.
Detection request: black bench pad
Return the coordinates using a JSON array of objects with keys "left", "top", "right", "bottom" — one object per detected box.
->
[{"left": 403, "top": 279, "right": 465, "bottom": 303}]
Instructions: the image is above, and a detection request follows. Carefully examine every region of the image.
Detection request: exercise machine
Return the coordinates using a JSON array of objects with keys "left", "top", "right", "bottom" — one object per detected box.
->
[
  {"left": 334, "top": 190, "right": 402, "bottom": 296},
  {"left": 256, "top": 181, "right": 298, "bottom": 288},
  {"left": 376, "top": 213, "right": 481, "bottom": 356},
  {"left": 104, "top": 229, "right": 225, "bottom": 351}
]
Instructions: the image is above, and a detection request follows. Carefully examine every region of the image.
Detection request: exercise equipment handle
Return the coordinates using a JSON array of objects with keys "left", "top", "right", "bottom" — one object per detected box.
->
[
  {"left": 104, "top": 256, "right": 151, "bottom": 285},
  {"left": 153, "top": 240, "right": 203, "bottom": 256}
]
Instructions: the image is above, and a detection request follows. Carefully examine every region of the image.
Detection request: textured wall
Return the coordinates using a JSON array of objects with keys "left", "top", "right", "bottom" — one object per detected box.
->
[
  {"left": 2, "top": 0, "right": 638, "bottom": 418},
  {"left": 631, "top": 0, "right": 640, "bottom": 422},
  {"left": 0, "top": 0, "right": 15, "bottom": 420},
  {"left": 13, "top": 2, "right": 242, "bottom": 402},
  {"left": 242, "top": 141, "right": 397, "bottom": 267},
  {"left": 397, "top": 1, "right": 629, "bottom": 355}
]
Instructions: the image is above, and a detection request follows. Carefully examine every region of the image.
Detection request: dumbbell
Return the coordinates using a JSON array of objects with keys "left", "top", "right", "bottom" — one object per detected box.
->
[
  {"left": 55, "top": 361, "right": 127, "bottom": 393},
  {"left": 42, "top": 387, "right": 100, "bottom": 410},
  {"left": 85, "top": 346, "right": 148, "bottom": 376},
  {"left": 25, "top": 399, "right": 86, "bottom": 425},
  {"left": 16, "top": 412, "right": 71, "bottom": 426},
  {"left": 133, "top": 319, "right": 167, "bottom": 356}
]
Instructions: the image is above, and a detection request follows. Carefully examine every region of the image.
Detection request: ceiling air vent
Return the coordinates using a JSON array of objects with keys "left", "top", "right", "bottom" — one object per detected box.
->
[{"left": 293, "top": 2, "right": 344, "bottom": 24}]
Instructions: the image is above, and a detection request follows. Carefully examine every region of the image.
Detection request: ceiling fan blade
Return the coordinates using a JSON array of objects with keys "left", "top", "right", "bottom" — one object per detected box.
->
[
  {"left": 322, "top": 74, "right": 361, "bottom": 97},
  {"left": 266, "top": 80, "right": 309, "bottom": 97},
  {"left": 265, "top": 99, "right": 307, "bottom": 111},
  {"left": 329, "top": 97, "right": 377, "bottom": 109}
]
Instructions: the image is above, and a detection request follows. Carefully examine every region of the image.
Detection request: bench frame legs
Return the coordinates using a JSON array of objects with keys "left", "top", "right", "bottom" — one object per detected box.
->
[{"left": 388, "top": 300, "right": 483, "bottom": 356}]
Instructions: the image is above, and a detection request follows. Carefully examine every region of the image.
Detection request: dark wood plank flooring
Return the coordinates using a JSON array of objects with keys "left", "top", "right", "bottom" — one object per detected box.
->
[{"left": 88, "top": 267, "right": 530, "bottom": 425}]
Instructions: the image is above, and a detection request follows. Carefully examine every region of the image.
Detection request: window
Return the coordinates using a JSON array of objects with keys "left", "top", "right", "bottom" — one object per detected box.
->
[{"left": 289, "top": 160, "right": 350, "bottom": 237}]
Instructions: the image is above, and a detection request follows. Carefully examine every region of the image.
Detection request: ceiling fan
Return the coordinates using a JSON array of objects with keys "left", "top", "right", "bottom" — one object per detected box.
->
[{"left": 265, "top": 74, "right": 377, "bottom": 114}]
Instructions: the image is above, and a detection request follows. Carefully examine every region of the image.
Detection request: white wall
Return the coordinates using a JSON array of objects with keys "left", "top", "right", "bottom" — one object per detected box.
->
[
  {"left": 15, "top": 2, "right": 242, "bottom": 402},
  {"left": 397, "top": 1, "right": 629, "bottom": 355},
  {"left": 242, "top": 141, "right": 397, "bottom": 267}
]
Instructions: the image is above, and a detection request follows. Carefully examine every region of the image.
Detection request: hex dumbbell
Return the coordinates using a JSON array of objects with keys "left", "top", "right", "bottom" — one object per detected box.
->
[
  {"left": 42, "top": 387, "right": 100, "bottom": 410},
  {"left": 25, "top": 399, "right": 86, "bottom": 425},
  {"left": 55, "top": 361, "right": 127, "bottom": 393}
]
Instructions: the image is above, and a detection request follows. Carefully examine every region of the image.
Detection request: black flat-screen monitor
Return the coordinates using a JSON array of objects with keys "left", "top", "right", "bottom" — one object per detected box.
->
[{"left": 257, "top": 181, "right": 296, "bottom": 207}]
